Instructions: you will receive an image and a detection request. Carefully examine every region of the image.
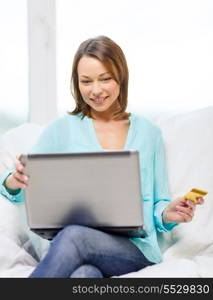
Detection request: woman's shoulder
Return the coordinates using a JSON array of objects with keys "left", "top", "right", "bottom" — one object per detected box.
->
[
  {"left": 130, "top": 112, "right": 161, "bottom": 135},
  {"left": 44, "top": 113, "right": 83, "bottom": 131},
  {"left": 53, "top": 112, "right": 82, "bottom": 123}
]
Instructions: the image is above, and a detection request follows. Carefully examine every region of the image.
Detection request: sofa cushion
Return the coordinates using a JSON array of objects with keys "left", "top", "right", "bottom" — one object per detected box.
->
[{"left": 0, "top": 123, "right": 44, "bottom": 178}]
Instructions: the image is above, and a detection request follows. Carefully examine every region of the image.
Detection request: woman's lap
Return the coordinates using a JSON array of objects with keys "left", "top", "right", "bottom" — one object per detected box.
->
[{"left": 30, "top": 225, "right": 154, "bottom": 278}]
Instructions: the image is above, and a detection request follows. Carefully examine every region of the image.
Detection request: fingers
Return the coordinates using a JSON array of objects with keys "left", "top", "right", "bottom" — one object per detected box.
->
[
  {"left": 16, "top": 154, "right": 21, "bottom": 161},
  {"left": 176, "top": 196, "right": 204, "bottom": 223},
  {"left": 176, "top": 199, "right": 195, "bottom": 222},
  {"left": 15, "top": 161, "right": 24, "bottom": 173},
  {"left": 176, "top": 211, "right": 192, "bottom": 222},
  {"left": 176, "top": 207, "right": 194, "bottom": 222},
  {"left": 196, "top": 197, "right": 204, "bottom": 205},
  {"left": 185, "top": 199, "right": 196, "bottom": 210},
  {"left": 168, "top": 196, "right": 205, "bottom": 224},
  {"left": 13, "top": 159, "right": 29, "bottom": 189},
  {"left": 13, "top": 171, "right": 28, "bottom": 189}
]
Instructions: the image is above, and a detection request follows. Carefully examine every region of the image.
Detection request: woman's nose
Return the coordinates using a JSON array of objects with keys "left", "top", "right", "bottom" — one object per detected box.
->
[{"left": 91, "top": 82, "right": 102, "bottom": 96}]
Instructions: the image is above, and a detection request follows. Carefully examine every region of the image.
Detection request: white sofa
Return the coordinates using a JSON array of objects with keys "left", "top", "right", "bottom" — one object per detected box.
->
[{"left": 0, "top": 106, "right": 213, "bottom": 277}]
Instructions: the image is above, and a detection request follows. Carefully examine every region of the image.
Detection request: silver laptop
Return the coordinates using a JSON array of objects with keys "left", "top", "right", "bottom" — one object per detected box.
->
[{"left": 20, "top": 150, "right": 147, "bottom": 240}]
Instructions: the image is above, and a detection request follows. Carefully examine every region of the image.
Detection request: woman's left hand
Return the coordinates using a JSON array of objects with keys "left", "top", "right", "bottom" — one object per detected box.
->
[{"left": 162, "top": 197, "right": 204, "bottom": 224}]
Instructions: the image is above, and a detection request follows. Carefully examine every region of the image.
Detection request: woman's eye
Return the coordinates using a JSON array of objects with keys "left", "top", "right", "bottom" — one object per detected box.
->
[
  {"left": 80, "top": 80, "right": 91, "bottom": 84},
  {"left": 102, "top": 77, "right": 112, "bottom": 81}
]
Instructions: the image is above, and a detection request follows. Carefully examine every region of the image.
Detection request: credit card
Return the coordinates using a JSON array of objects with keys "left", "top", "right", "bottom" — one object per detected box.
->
[{"left": 184, "top": 188, "right": 208, "bottom": 202}]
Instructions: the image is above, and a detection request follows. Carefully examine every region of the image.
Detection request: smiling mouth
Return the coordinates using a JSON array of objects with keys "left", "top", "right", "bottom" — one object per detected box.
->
[{"left": 90, "top": 96, "right": 108, "bottom": 104}]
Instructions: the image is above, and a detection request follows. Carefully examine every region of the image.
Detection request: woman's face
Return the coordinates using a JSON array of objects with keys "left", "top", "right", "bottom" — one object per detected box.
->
[{"left": 77, "top": 55, "right": 120, "bottom": 116}]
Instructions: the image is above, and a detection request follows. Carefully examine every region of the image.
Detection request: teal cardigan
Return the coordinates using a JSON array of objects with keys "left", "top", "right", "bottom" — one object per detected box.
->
[{"left": 0, "top": 113, "right": 177, "bottom": 263}]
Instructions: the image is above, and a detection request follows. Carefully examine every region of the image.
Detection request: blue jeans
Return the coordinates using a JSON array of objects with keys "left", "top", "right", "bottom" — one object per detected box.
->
[{"left": 29, "top": 225, "right": 154, "bottom": 278}]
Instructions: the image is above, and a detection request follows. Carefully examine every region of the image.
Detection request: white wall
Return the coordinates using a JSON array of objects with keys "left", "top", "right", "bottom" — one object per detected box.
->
[{"left": 56, "top": 0, "right": 213, "bottom": 115}]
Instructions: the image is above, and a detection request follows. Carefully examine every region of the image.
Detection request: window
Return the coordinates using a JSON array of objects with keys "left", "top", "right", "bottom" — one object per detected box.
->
[
  {"left": 1, "top": 0, "right": 212, "bottom": 135},
  {"left": 0, "top": 0, "right": 28, "bottom": 135}
]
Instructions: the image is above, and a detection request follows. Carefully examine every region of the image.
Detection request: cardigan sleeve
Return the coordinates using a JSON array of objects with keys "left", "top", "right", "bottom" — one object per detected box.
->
[
  {"left": 0, "top": 168, "right": 24, "bottom": 202},
  {"left": 153, "top": 131, "right": 178, "bottom": 232}
]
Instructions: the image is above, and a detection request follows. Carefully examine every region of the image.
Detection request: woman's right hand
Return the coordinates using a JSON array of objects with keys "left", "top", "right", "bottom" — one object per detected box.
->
[{"left": 5, "top": 157, "right": 29, "bottom": 191}]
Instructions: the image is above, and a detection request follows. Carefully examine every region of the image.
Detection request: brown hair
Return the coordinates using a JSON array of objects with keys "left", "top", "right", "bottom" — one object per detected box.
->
[{"left": 69, "top": 35, "right": 130, "bottom": 119}]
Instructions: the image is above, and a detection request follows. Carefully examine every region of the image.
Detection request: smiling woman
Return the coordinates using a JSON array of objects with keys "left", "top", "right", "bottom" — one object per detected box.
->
[
  {"left": 70, "top": 36, "right": 129, "bottom": 121},
  {"left": 78, "top": 57, "right": 120, "bottom": 115},
  {"left": 0, "top": 35, "right": 204, "bottom": 278}
]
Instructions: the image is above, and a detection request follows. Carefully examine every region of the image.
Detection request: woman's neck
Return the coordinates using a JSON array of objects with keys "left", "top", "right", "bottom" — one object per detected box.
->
[{"left": 90, "top": 107, "right": 116, "bottom": 122}]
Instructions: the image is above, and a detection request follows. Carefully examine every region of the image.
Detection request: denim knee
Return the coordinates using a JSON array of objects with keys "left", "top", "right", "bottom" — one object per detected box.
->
[
  {"left": 70, "top": 264, "right": 103, "bottom": 278},
  {"left": 56, "top": 225, "right": 85, "bottom": 243}
]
